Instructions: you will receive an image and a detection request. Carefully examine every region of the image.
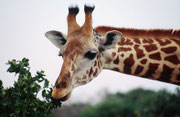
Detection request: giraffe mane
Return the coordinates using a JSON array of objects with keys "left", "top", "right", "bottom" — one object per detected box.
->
[{"left": 95, "top": 26, "right": 180, "bottom": 38}]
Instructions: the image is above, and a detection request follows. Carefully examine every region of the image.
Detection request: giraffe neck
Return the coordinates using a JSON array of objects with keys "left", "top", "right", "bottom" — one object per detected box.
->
[{"left": 97, "top": 27, "right": 180, "bottom": 86}]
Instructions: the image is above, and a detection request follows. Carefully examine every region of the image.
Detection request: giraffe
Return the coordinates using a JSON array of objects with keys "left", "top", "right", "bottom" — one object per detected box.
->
[{"left": 45, "top": 5, "right": 180, "bottom": 101}]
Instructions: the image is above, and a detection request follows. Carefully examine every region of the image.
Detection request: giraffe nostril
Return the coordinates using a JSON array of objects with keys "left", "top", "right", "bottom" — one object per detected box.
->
[
  {"left": 55, "top": 73, "right": 70, "bottom": 89},
  {"left": 61, "top": 81, "right": 67, "bottom": 88},
  {"left": 56, "top": 84, "right": 61, "bottom": 89},
  {"left": 56, "top": 81, "right": 67, "bottom": 89}
]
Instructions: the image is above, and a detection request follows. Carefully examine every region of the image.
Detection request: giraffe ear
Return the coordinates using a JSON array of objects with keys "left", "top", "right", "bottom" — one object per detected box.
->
[
  {"left": 100, "top": 30, "right": 123, "bottom": 49},
  {"left": 45, "top": 30, "right": 67, "bottom": 49}
]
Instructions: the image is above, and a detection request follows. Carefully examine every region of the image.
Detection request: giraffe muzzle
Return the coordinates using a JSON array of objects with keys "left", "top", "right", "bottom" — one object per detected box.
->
[
  {"left": 52, "top": 87, "right": 72, "bottom": 101},
  {"left": 52, "top": 92, "right": 71, "bottom": 101}
]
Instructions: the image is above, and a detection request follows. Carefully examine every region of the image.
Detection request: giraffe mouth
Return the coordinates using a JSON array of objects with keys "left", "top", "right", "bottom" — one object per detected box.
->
[{"left": 58, "top": 92, "right": 71, "bottom": 101}]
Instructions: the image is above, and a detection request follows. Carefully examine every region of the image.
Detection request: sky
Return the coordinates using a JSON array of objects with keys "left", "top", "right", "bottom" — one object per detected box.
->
[{"left": 0, "top": 0, "right": 180, "bottom": 104}]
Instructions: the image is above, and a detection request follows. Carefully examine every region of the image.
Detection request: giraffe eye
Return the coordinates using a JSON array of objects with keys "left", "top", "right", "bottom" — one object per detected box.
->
[{"left": 84, "top": 51, "right": 97, "bottom": 60}]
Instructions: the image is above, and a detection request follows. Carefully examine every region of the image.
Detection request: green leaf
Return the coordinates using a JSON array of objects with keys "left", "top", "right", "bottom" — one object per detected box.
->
[
  {"left": 42, "top": 90, "right": 46, "bottom": 98},
  {"left": 15, "top": 108, "right": 20, "bottom": 114},
  {"left": 0, "top": 80, "right": 3, "bottom": 90},
  {"left": 22, "top": 58, "right": 29, "bottom": 67},
  {"left": 44, "top": 79, "right": 49, "bottom": 88},
  {"left": 25, "top": 98, "right": 30, "bottom": 103}
]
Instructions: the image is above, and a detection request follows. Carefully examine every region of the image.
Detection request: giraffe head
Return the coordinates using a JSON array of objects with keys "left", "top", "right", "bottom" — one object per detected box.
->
[{"left": 45, "top": 5, "right": 122, "bottom": 101}]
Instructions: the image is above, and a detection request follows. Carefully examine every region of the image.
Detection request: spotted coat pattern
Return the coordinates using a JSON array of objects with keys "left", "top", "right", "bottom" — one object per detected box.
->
[{"left": 102, "top": 34, "right": 180, "bottom": 85}]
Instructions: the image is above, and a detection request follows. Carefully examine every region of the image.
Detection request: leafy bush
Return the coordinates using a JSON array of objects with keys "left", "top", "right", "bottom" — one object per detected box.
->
[{"left": 0, "top": 58, "right": 61, "bottom": 117}]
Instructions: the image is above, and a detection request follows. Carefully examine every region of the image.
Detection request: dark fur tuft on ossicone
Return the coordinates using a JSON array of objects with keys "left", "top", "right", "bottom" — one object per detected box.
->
[
  {"left": 68, "top": 5, "right": 79, "bottom": 15},
  {"left": 84, "top": 5, "right": 95, "bottom": 13}
]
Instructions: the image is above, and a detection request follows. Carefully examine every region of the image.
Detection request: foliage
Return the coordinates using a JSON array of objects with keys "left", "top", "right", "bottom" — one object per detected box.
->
[
  {"left": 81, "top": 88, "right": 180, "bottom": 117},
  {"left": 0, "top": 58, "right": 61, "bottom": 117}
]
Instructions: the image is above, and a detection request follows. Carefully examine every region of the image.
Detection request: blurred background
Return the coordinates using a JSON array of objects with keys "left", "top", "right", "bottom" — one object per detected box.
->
[{"left": 0, "top": 0, "right": 180, "bottom": 116}]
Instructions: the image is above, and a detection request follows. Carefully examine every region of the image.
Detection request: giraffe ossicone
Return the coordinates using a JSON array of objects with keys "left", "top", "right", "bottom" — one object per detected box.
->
[{"left": 45, "top": 5, "right": 180, "bottom": 101}]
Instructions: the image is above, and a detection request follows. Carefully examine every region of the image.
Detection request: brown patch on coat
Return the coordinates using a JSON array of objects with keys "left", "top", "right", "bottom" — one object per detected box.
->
[
  {"left": 149, "top": 52, "right": 161, "bottom": 60},
  {"left": 94, "top": 61, "right": 97, "bottom": 66},
  {"left": 112, "top": 52, "right": 116, "bottom": 57},
  {"left": 134, "top": 45, "right": 145, "bottom": 59},
  {"left": 99, "top": 47, "right": 105, "bottom": 52},
  {"left": 113, "top": 56, "right": 120, "bottom": 65},
  {"left": 143, "top": 38, "right": 154, "bottom": 43},
  {"left": 155, "top": 38, "right": 171, "bottom": 46},
  {"left": 140, "top": 59, "right": 147, "bottom": 64},
  {"left": 171, "top": 38, "right": 180, "bottom": 46},
  {"left": 123, "top": 54, "right": 135, "bottom": 74},
  {"left": 88, "top": 68, "right": 93, "bottom": 77},
  {"left": 93, "top": 69, "right": 98, "bottom": 77},
  {"left": 144, "top": 44, "right": 158, "bottom": 52},
  {"left": 134, "top": 38, "right": 141, "bottom": 44},
  {"left": 118, "top": 38, "right": 133, "bottom": 46},
  {"left": 112, "top": 67, "right": 120, "bottom": 72},
  {"left": 142, "top": 63, "right": 159, "bottom": 78},
  {"left": 143, "top": 44, "right": 158, "bottom": 52},
  {"left": 118, "top": 47, "right": 132, "bottom": 52},
  {"left": 161, "top": 47, "right": 177, "bottom": 54},
  {"left": 164, "top": 55, "right": 180, "bottom": 65},
  {"left": 134, "top": 65, "right": 144, "bottom": 75},
  {"left": 158, "top": 64, "right": 174, "bottom": 83}
]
